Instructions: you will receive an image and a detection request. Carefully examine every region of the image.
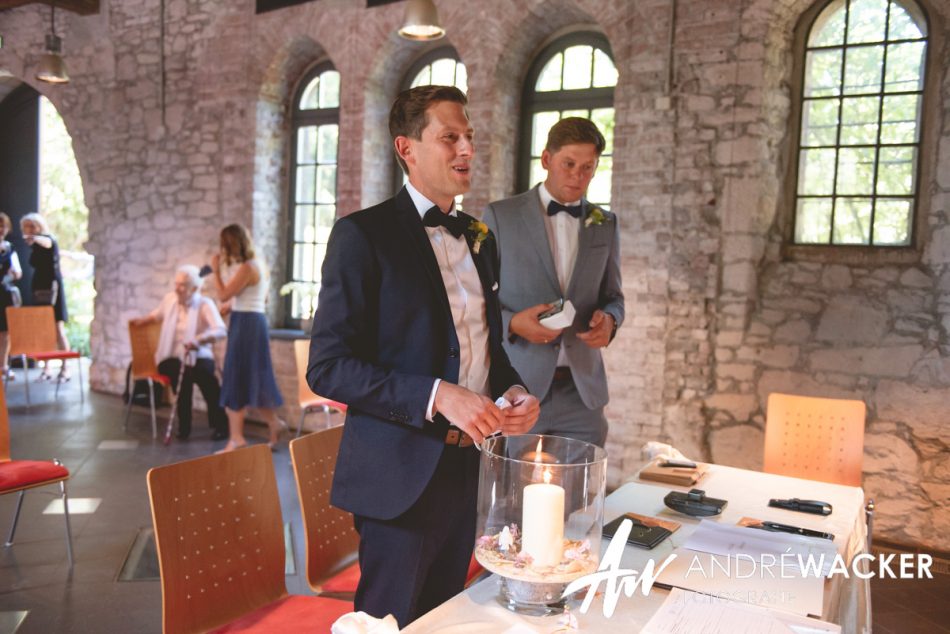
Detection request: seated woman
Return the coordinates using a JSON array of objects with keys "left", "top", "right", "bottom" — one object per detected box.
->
[{"left": 130, "top": 265, "right": 228, "bottom": 441}]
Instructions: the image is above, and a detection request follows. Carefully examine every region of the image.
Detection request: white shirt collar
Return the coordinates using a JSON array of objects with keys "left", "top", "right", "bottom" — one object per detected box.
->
[
  {"left": 406, "top": 182, "right": 457, "bottom": 221},
  {"left": 538, "top": 182, "right": 582, "bottom": 210}
]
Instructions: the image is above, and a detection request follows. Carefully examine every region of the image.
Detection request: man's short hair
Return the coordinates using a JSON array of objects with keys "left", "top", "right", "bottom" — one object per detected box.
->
[
  {"left": 389, "top": 85, "right": 468, "bottom": 174},
  {"left": 545, "top": 117, "right": 606, "bottom": 155},
  {"left": 176, "top": 265, "right": 202, "bottom": 290}
]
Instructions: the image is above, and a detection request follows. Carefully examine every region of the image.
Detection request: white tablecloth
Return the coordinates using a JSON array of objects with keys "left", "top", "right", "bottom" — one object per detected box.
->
[{"left": 402, "top": 464, "right": 870, "bottom": 633}]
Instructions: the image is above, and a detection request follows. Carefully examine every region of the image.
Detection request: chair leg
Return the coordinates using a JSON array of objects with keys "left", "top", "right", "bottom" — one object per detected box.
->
[
  {"left": 324, "top": 404, "right": 332, "bottom": 429},
  {"left": 296, "top": 410, "right": 306, "bottom": 439},
  {"left": 77, "top": 356, "right": 84, "bottom": 405},
  {"left": 21, "top": 355, "right": 30, "bottom": 409},
  {"left": 123, "top": 383, "right": 134, "bottom": 431},
  {"left": 4, "top": 490, "right": 25, "bottom": 547},
  {"left": 60, "top": 478, "right": 74, "bottom": 568},
  {"left": 148, "top": 378, "right": 157, "bottom": 439},
  {"left": 865, "top": 499, "right": 875, "bottom": 553},
  {"left": 55, "top": 365, "right": 61, "bottom": 399}
]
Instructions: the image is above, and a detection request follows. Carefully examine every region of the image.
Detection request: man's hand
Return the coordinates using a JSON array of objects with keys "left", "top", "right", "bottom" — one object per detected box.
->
[
  {"left": 433, "top": 382, "right": 504, "bottom": 444},
  {"left": 577, "top": 310, "right": 614, "bottom": 349},
  {"left": 510, "top": 303, "right": 564, "bottom": 345},
  {"left": 499, "top": 386, "right": 540, "bottom": 436},
  {"left": 183, "top": 339, "right": 200, "bottom": 351}
]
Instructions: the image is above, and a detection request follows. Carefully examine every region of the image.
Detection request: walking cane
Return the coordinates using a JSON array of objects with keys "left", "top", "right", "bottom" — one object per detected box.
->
[{"left": 163, "top": 349, "right": 195, "bottom": 446}]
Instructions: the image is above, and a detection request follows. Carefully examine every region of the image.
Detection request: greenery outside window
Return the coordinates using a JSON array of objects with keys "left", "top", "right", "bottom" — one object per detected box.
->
[{"left": 520, "top": 32, "right": 617, "bottom": 210}]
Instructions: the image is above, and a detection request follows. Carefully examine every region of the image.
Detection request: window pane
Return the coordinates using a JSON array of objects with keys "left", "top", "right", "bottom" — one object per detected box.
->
[
  {"left": 840, "top": 96, "right": 880, "bottom": 145},
  {"left": 798, "top": 148, "right": 837, "bottom": 195},
  {"left": 299, "top": 78, "right": 320, "bottom": 110},
  {"left": 312, "top": 244, "right": 327, "bottom": 282},
  {"left": 430, "top": 58, "right": 457, "bottom": 85},
  {"left": 560, "top": 109, "right": 590, "bottom": 119},
  {"left": 562, "top": 45, "right": 593, "bottom": 90},
  {"left": 531, "top": 112, "right": 559, "bottom": 156},
  {"left": 888, "top": 2, "right": 926, "bottom": 40},
  {"left": 843, "top": 45, "right": 884, "bottom": 95},
  {"left": 317, "top": 124, "right": 338, "bottom": 164},
  {"left": 884, "top": 41, "right": 925, "bottom": 92},
  {"left": 295, "top": 165, "right": 316, "bottom": 203},
  {"left": 536, "top": 53, "right": 563, "bottom": 91},
  {"left": 801, "top": 98, "right": 840, "bottom": 146},
  {"left": 411, "top": 65, "right": 432, "bottom": 88},
  {"left": 880, "top": 94, "right": 919, "bottom": 143},
  {"left": 847, "top": 0, "right": 888, "bottom": 44},
  {"left": 592, "top": 49, "right": 618, "bottom": 88},
  {"left": 316, "top": 165, "right": 337, "bottom": 204},
  {"left": 795, "top": 198, "right": 833, "bottom": 243},
  {"left": 836, "top": 147, "right": 876, "bottom": 195},
  {"left": 591, "top": 108, "right": 615, "bottom": 154},
  {"left": 833, "top": 198, "right": 872, "bottom": 243},
  {"left": 293, "top": 243, "right": 316, "bottom": 281},
  {"left": 873, "top": 198, "right": 911, "bottom": 245},
  {"left": 587, "top": 156, "right": 611, "bottom": 207},
  {"left": 318, "top": 70, "right": 340, "bottom": 108},
  {"left": 297, "top": 126, "right": 318, "bottom": 164},
  {"left": 809, "top": 1, "right": 846, "bottom": 47},
  {"left": 455, "top": 63, "right": 468, "bottom": 93},
  {"left": 315, "top": 204, "right": 336, "bottom": 242},
  {"left": 529, "top": 158, "right": 545, "bottom": 187},
  {"left": 804, "top": 49, "right": 843, "bottom": 97},
  {"left": 294, "top": 205, "right": 315, "bottom": 242},
  {"left": 876, "top": 146, "right": 915, "bottom": 195}
]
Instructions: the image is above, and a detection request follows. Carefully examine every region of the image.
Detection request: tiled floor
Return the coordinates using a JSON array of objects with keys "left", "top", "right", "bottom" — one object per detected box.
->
[{"left": 0, "top": 371, "right": 946, "bottom": 633}]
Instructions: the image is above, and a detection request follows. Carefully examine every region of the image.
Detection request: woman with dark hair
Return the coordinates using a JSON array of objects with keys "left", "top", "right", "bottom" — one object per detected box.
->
[
  {"left": 20, "top": 212, "right": 71, "bottom": 382},
  {"left": 0, "top": 212, "right": 23, "bottom": 380},
  {"left": 210, "top": 223, "right": 285, "bottom": 452}
]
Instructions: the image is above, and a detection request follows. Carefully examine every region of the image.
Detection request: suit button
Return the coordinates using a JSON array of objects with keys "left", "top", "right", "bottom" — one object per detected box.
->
[{"left": 448, "top": 348, "right": 459, "bottom": 358}]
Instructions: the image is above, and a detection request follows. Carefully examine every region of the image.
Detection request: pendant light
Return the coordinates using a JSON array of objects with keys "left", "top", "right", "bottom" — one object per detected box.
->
[
  {"left": 398, "top": 0, "right": 445, "bottom": 41},
  {"left": 36, "top": 6, "right": 69, "bottom": 85}
]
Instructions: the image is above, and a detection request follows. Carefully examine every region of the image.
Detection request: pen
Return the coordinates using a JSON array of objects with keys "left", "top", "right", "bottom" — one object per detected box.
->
[
  {"left": 768, "top": 498, "right": 833, "bottom": 515},
  {"left": 756, "top": 521, "right": 835, "bottom": 541}
]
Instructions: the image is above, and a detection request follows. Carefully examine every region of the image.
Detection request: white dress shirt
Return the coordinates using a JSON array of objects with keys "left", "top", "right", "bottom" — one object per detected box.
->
[
  {"left": 405, "top": 183, "right": 491, "bottom": 419},
  {"left": 538, "top": 183, "right": 581, "bottom": 367}
]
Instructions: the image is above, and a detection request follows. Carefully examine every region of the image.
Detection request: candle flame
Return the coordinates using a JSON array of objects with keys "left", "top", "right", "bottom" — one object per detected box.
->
[
  {"left": 534, "top": 438, "right": 543, "bottom": 463},
  {"left": 543, "top": 468, "right": 552, "bottom": 484}
]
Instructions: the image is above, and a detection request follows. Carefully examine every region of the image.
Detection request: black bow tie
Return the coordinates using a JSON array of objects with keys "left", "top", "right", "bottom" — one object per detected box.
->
[
  {"left": 547, "top": 200, "right": 582, "bottom": 218},
  {"left": 423, "top": 206, "right": 466, "bottom": 239}
]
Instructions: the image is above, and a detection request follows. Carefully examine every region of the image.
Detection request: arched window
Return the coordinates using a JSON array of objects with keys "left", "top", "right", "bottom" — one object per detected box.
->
[
  {"left": 394, "top": 47, "right": 467, "bottom": 201},
  {"left": 287, "top": 62, "right": 340, "bottom": 323},
  {"left": 792, "top": 0, "right": 929, "bottom": 246},
  {"left": 520, "top": 32, "right": 617, "bottom": 209}
]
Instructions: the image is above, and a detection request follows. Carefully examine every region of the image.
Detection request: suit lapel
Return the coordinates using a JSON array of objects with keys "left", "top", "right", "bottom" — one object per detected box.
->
[
  {"left": 393, "top": 189, "right": 453, "bottom": 320},
  {"left": 566, "top": 199, "right": 592, "bottom": 299},
  {"left": 459, "top": 212, "right": 503, "bottom": 346},
  {"left": 516, "top": 187, "right": 561, "bottom": 296}
]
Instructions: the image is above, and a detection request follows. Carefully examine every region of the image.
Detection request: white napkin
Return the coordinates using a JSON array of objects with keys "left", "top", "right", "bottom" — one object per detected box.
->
[
  {"left": 641, "top": 441, "right": 692, "bottom": 463},
  {"left": 331, "top": 611, "right": 400, "bottom": 634}
]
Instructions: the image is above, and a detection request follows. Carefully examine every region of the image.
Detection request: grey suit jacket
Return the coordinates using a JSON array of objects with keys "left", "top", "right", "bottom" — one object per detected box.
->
[{"left": 484, "top": 186, "right": 624, "bottom": 409}]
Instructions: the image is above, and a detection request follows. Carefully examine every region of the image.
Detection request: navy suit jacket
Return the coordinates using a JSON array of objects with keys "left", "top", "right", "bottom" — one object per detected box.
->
[{"left": 308, "top": 188, "right": 524, "bottom": 520}]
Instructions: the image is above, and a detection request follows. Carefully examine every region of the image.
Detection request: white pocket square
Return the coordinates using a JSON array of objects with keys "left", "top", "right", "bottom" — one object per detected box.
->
[{"left": 492, "top": 282, "right": 499, "bottom": 291}]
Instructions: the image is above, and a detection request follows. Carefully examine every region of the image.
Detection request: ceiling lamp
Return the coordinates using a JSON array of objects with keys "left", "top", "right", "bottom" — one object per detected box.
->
[
  {"left": 398, "top": 0, "right": 445, "bottom": 41},
  {"left": 36, "top": 6, "right": 69, "bottom": 84}
]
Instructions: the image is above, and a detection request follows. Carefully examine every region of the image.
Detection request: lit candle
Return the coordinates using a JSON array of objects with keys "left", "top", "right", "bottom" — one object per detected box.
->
[{"left": 522, "top": 467, "right": 565, "bottom": 567}]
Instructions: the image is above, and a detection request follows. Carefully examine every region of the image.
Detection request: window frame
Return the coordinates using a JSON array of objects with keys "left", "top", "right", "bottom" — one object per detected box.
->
[
  {"left": 285, "top": 60, "right": 340, "bottom": 328},
  {"left": 518, "top": 31, "right": 616, "bottom": 195},
  {"left": 782, "top": 0, "right": 937, "bottom": 264}
]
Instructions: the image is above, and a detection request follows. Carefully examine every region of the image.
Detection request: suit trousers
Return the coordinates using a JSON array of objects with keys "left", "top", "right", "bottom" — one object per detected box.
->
[
  {"left": 353, "top": 444, "right": 480, "bottom": 628},
  {"left": 157, "top": 357, "right": 228, "bottom": 438},
  {"left": 531, "top": 373, "right": 608, "bottom": 447}
]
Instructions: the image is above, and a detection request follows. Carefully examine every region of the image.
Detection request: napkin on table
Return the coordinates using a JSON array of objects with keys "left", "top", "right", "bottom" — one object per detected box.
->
[{"left": 331, "top": 611, "right": 400, "bottom": 634}]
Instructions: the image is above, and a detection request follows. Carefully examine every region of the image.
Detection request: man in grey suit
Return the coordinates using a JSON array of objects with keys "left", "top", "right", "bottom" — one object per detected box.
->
[{"left": 484, "top": 117, "right": 623, "bottom": 447}]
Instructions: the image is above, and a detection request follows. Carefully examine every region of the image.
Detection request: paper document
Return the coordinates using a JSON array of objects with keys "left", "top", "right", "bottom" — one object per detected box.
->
[{"left": 644, "top": 588, "right": 841, "bottom": 634}]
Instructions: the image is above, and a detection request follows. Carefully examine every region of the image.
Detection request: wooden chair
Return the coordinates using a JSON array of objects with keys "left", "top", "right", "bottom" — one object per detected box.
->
[
  {"left": 0, "top": 382, "right": 73, "bottom": 567},
  {"left": 5, "top": 306, "right": 84, "bottom": 407},
  {"left": 124, "top": 321, "right": 171, "bottom": 439},
  {"left": 293, "top": 339, "right": 346, "bottom": 438},
  {"left": 289, "top": 425, "right": 360, "bottom": 597},
  {"left": 764, "top": 392, "right": 866, "bottom": 487},
  {"left": 147, "top": 444, "right": 351, "bottom": 634}
]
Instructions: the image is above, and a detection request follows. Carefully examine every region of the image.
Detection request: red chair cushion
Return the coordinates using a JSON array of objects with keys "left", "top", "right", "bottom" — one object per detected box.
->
[
  {"left": 320, "top": 562, "right": 360, "bottom": 594},
  {"left": 466, "top": 556, "right": 485, "bottom": 586},
  {"left": 27, "top": 351, "right": 81, "bottom": 362},
  {"left": 0, "top": 460, "right": 70, "bottom": 493},
  {"left": 145, "top": 374, "right": 172, "bottom": 386},
  {"left": 210, "top": 595, "right": 351, "bottom": 633},
  {"left": 302, "top": 398, "right": 347, "bottom": 412}
]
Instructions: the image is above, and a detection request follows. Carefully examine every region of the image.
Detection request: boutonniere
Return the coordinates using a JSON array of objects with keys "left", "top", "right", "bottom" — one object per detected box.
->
[
  {"left": 584, "top": 205, "right": 606, "bottom": 228},
  {"left": 468, "top": 220, "right": 489, "bottom": 253}
]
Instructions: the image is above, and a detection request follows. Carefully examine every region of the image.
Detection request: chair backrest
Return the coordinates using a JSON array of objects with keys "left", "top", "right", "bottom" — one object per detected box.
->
[
  {"left": 6, "top": 306, "right": 58, "bottom": 356},
  {"left": 128, "top": 321, "right": 162, "bottom": 379},
  {"left": 147, "top": 445, "right": 287, "bottom": 634},
  {"left": 0, "top": 382, "right": 10, "bottom": 463},
  {"left": 289, "top": 425, "right": 359, "bottom": 592},
  {"left": 294, "top": 338, "right": 321, "bottom": 406},
  {"left": 763, "top": 392, "right": 867, "bottom": 487}
]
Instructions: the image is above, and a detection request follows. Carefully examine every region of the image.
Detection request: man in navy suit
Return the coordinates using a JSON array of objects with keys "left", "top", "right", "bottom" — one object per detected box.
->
[{"left": 308, "top": 85, "right": 540, "bottom": 627}]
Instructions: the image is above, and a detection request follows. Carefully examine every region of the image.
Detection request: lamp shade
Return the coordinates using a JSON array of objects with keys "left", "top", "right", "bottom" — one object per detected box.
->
[
  {"left": 398, "top": 0, "right": 445, "bottom": 41},
  {"left": 36, "top": 32, "right": 69, "bottom": 84}
]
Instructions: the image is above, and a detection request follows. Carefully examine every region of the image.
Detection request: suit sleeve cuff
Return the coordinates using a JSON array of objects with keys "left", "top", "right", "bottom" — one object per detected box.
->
[{"left": 426, "top": 378, "right": 441, "bottom": 422}]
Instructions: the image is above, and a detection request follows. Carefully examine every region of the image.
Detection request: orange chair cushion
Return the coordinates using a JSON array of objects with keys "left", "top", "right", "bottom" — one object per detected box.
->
[
  {"left": 143, "top": 374, "right": 172, "bottom": 386},
  {"left": 26, "top": 351, "right": 81, "bottom": 362},
  {"left": 318, "top": 554, "right": 483, "bottom": 595},
  {"left": 210, "top": 595, "right": 351, "bottom": 633},
  {"left": 0, "top": 460, "right": 70, "bottom": 492}
]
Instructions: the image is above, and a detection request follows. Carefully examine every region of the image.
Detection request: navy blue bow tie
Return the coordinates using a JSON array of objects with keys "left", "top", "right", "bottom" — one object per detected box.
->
[
  {"left": 423, "top": 206, "right": 466, "bottom": 239},
  {"left": 547, "top": 200, "right": 582, "bottom": 218}
]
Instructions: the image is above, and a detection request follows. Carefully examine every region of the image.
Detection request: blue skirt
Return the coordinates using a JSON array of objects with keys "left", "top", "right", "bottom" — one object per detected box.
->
[{"left": 220, "top": 311, "right": 284, "bottom": 410}]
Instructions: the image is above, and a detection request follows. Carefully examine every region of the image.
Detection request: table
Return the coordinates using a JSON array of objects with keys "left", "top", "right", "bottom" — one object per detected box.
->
[{"left": 402, "top": 463, "right": 870, "bottom": 633}]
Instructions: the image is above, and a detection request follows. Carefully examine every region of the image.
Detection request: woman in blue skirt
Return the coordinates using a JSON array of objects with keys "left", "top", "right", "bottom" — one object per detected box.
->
[{"left": 210, "top": 223, "right": 285, "bottom": 452}]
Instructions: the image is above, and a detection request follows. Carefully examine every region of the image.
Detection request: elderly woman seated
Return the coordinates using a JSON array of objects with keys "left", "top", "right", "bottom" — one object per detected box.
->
[{"left": 131, "top": 265, "right": 228, "bottom": 440}]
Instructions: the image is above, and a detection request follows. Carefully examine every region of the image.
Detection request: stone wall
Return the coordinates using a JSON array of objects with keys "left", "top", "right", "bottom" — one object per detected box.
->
[{"left": 0, "top": 0, "right": 947, "bottom": 550}]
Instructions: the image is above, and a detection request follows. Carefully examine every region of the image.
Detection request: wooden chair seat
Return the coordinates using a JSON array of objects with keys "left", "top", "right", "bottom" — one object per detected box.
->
[
  {"left": 294, "top": 339, "right": 346, "bottom": 437},
  {"left": 24, "top": 350, "right": 81, "bottom": 362}
]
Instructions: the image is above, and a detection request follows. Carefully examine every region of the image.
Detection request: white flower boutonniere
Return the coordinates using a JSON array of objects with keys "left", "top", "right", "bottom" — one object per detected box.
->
[
  {"left": 584, "top": 205, "right": 606, "bottom": 228},
  {"left": 468, "top": 220, "right": 489, "bottom": 253}
]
